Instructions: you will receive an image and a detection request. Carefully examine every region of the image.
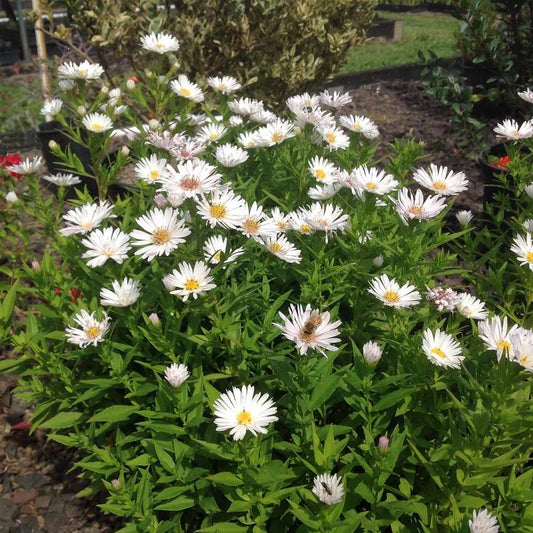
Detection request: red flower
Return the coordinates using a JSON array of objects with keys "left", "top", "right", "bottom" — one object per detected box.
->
[
  {"left": 128, "top": 76, "right": 139, "bottom": 83},
  {"left": 54, "top": 288, "right": 62, "bottom": 294},
  {"left": 494, "top": 155, "right": 511, "bottom": 170},
  {"left": 11, "top": 420, "right": 31, "bottom": 430},
  {"left": 0, "top": 153, "right": 23, "bottom": 178},
  {"left": 70, "top": 288, "right": 82, "bottom": 303}
]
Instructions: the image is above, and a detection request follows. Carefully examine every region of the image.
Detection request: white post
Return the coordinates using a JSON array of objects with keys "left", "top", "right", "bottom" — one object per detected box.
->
[{"left": 31, "top": 0, "right": 52, "bottom": 115}]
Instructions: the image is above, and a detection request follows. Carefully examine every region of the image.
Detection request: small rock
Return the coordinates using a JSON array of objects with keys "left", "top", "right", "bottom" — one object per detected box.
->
[
  {"left": 11, "top": 489, "right": 38, "bottom": 506},
  {"left": 9, "top": 515, "right": 39, "bottom": 533},
  {"left": 79, "top": 528, "right": 100, "bottom": 533},
  {"left": 0, "top": 498, "right": 17, "bottom": 522},
  {"left": 14, "top": 474, "right": 46, "bottom": 490},
  {"left": 43, "top": 509, "right": 64, "bottom": 530},
  {"left": 7, "top": 398, "right": 27, "bottom": 426},
  {"left": 5, "top": 443, "right": 17, "bottom": 460},
  {"left": 34, "top": 495, "right": 51, "bottom": 509}
]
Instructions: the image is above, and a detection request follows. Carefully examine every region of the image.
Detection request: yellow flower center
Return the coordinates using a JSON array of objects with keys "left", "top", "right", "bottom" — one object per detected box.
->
[
  {"left": 210, "top": 204, "right": 227, "bottom": 219},
  {"left": 156, "top": 42, "right": 163, "bottom": 49},
  {"left": 497, "top": 339, "right": 511, "bottom": 352},
  {"left": 431, "top": 347, "right": 445, "bottom": 358},
  {"left": 79, "top": 69, "right": 86, "bottom": 76},
  {"left": 184, "top": 279, "right": 199, "bottom": 291},
  {"left": 237, "top": 410, "right": 252, "bottom": 425},
  {"left": 520, "top": 354, "right": 530, "bottom": 365},
  {"left": 81, "top": 221, "right": 94, "bottom": 230},
  {"left": 91, "top": 123, "right": 103, "bottom": 131},
  {"left": 513, "top": 131, "right": 521, "bottom": 138},
  {"left": 408, "top": 206, "right": 424, "bottom": 216},
  {"left": 272, "top": 132, "right": 284, "bottom": 143},
  {"left": 325, "top": 133, "right": 336, "bottom": 143},
  {"left": 218, "top": 83, "right": 227, "bottom": 90},
  {"left": 353, "top": 123, "right": 361, "bottom": 131},
  {"left": 432, "top": 181, "right": 447, "bottom": 191},
  {"left": 149, "top": 170, "right": 160, "bottom": 180},
  {"left": 277, "top": 221, "right": 286, "bottom": 230},
  {"left": 209, "top": 133, "right": 219, "bottom": 140},
  {"left": 213, "top": 251, "right": 222, "bottom": 262},
  {"left": 315, "top": 169, "right": 326, "bottom": 180},
  {"left": 316, "top": 218, "right": 328, "bottom": 229},
  {"left": 366, "top": 182, "right": 377, "bottom": 190},
  {"left": 179, "top": 87, "right": 191, "bottom": 97},
  {"left": 383, "top": 290, "right": 400, "bottom": 304},
  {"left": 243, "top": 218, "right": 260, "bottom": 234},
  {"left": 180, "top": 177, "right": 199, "bottom": 191},
  {"left": 86, "top": 326, "right": 101, "bottom": 339},
  {"left": 269, "top": 242, "right": 282, "bottom": 253},
  {"left": 301, "top": 224, "right": 311, "bottom": 234},
  {"left": 526, "top": 252, "right": 533, "bottom": 263},
  {"left": 153, "top": 228, "right": 171, "bottom": 245}
]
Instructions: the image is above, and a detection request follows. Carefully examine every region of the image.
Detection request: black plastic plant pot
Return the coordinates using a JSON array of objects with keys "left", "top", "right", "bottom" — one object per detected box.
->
[{"left": 37, "top": 120, "right": 99, "bottom": 197}]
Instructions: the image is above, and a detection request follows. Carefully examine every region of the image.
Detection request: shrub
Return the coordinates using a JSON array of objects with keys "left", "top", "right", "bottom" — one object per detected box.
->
[
  {"left": 42, "top": 0, "right": 377, "bottom": 103},
  {"left": 3, "top": 35, "right": 533, "bottom": 532}
]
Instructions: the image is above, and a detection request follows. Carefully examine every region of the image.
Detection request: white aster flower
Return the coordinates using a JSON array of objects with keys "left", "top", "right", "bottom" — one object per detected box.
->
[
  {"left": 393, "top": 188, "right": 447, "bottom": 223},
  {"left": 518, "top": 88, "right": 533, "bottom": 104},
  {"left": 455, "top": 293, "right": 488, "bottom": 320},
  {"left": 207, "top": 75, "right": 241, "bottom": 94},
  {"left": 228, "top": 115, "right": 244, "bottom": 127},
  {"left": 7, "top": 155, "right": 44, "bottom": 176},
  {"left": 316, "top": 125, "right": 350, "bottom": 151},
  {"left": 262, "top": 235, "right": 302, "bottom": 264},
  {"left": 40, "top": 98, "right": 63, "bottom": 117},
  {"left": 65, "top": 310, "right": 110, "bottom": 348},
  {"left": 250, "top": 109, "right": 278, "bottom": 124},
  {"left": 215, "top": 144, "right": 249, "bottom": 167},
  {"left": 525, "top": 184, "right": 533, "bottom": 198},
  {"left": 164, "top": 363, "right": 190, "bottom": 388},
  {"left": 269, "top": 207, "right": 291, "bottom": 233},
  {"left": 469, "top": 508, "right": 500, "bottom": 533},
  {"left": 308, "top": 156, "right": 339, "bottom": 184},
  {"left": 369, "top": 274, "right": 421, "bottom": 308},
  {"left": 197, "top": 123, "right": 227, "bottom": 144},
  {"left": 130, "top": 207, "right": 190, "bottom": 261},
  {"left": 286, "top": 93, "right": 321, "bottom": 114},
  {"left": 422, "top": 329, "right": 464, "bottom": 369},
  {"left": 494, "top": 119, "right": 533, "bottom": 141},
  {"left": 511, "top": 232, "right": 533, "bottom": 270},
  {"left": 134, "top": 154, "right": 168, "bottom": 183},
  {"left": 196, "top": 186, "right": 247, "bottom": 229},
  {"left": 256, "top": 119, "right": 295, "bottom": 146},
  {"left": 237, "top": 131, "right": 261, "bottom": 148},
  {"left": 338, "top": 114, "right": 379, "bottom": 138},
  {"left": 239, "top": 202, "right": 279, "bottom": 240},
  {"left": 351, "top": 165, "right": 398, "bottom": 196},
  {"left": 160, "top": 159, "right": 221, "bottom": 199},
  {"left": 42, "top": 173, "right": 81, "bottom": 187},
  {"left": 203, "top": 235, "right": 243, "bottom": 265},
  {"left": 60, "top": 201, "right": 115, "bottom": 236},
  {"left": 100, "top": 278, "right": 141, "bottom": 307},
  {"left": 228, "top": 97, "right": 264, "bottom": 116},
  {"left": 303, "top": 202, "right": 350, "bottom": 240},
  {"left": 82, "top": 112, "right": 113, "bottom": 133},
  {"left": 308, "top": 183, "right": 342, "bottom": 200},
  {"left": 478, "top": 316, "right": 518, "bottom": 361},
  {"left": 289, "top": 210, "right": 315, "bottom": 235},
  {"left": 170, "top": 75, "right": 204, "bottom": 103},
  {"left": 81, "top": 227, "right": 131, "bottom": 267},
  {"left": 363, "top": 341, "right": 382, "bottom": 364},
  {"left": 213, "top": 385, "right": 278, "bottom": 441},
  {"left": 320, "top": 89, "right": 352, "bottom": 109},
  {"left": 373, "top": 255, "right": 384, "bottom": 267},
  {"left": 5, "top": 191, "right": 18, "bottom": 203},
  {"left": 523, "top": 219, "right": 533, "bottom": 232},
  {"left": 312, "top": 473, "right": 344, "bottom": 505},
  {"left": 413, "top": 164, "right": 469, "bottom": 196},
  {"left": 274, "top": 304, "right": 342, "bottom": 356},
  {"left": 509, "top": 329, "right": 533, "bottom": 371},
  {"left": 58, "top": 60, "right": 104, "bottom": 80},
  {"left": 140, "top": 32, "right": 180, "bottom": 54},
  {"left": 293, "top": 106, "right": 336, "bottom": 129},
  {"left": 187, "top": 113, "right": 209, "bottom": 126},
  {"left": 456, "top": 210, "right": 473, "bottom": 226},
  {"left": 165, "top": 261, "right": 216, "bottom": 301}
]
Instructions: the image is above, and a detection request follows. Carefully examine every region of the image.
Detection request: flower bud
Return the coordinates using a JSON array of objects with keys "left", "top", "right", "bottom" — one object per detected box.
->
[
  {"left": 455, "top": 210, "right": 473, "bottom": 226},
  {"left": 48, "top": 140, "right": 59, "bottom": 150},
  {"left": 148, "top": 119, "right": 160, "bottom": 131},
  {"left": 145, "top": 70, "right": 153, "bottom": 79},
  {"left": 378, "top": 436, "right": 389, "bottom": 451},
  {"left": 373, "top": 255, "right": 384, "bottom": 268},
  {"left": 363, "top": 341, "right": 382, "bottom": 364},
  {"left": 77, "top": 105, "right": 86, "bottom": 116},
  {"left": 126, "top": 79, "right": 136, "bottom": 90},
  {"left": 111, "top": 479, "right": 121, "bottom": 489},
  {"left": 149, "top": 312, "right": 160, "bottom": 326},
  {"left": 294, "top": 125, "right": 302, "bottom": 135},
  {"left": 158, "top": 75, "right": 166, "bottom": 84},
  {"left": 153, "top": 193, "right": 168, "bottom": 208},
  {"left": 6, "top": 191, "right": 18, "bottom": 203},
  {"left": 100, "top": 85, "right": 109, "bottom": 94},
  {"left": 526, "top": 184, "right": 533, "bottom": 198},
  {"left": 120, "top": 146, "right": 130, "bottom": 157},
  {"left": 31, "top": 260, "right": 40, "bottom": 272}
]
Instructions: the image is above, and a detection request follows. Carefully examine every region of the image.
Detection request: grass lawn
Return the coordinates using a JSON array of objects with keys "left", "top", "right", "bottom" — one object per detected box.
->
[{"left": 341, "top": 11, "right": 461, "bottom": 73}]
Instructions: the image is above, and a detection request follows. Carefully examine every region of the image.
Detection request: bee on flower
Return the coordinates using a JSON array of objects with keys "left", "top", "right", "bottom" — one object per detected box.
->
[
  {"left": 274, "top": 304, "right": 342, "bottom": 356},
  {"left": 312, "top": 473, "right": 344, "bottom": 505}
]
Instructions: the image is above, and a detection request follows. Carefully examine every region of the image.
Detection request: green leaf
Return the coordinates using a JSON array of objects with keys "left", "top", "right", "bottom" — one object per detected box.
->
[
  {"left": 372, "top": 388, "right": 416, "bottom": 412},
  {"left": 154, "top": 496, "right": 194, "bottom": 511},
  {"left": 309, "top": 374, "right": 341, "bottom": 410},
  {"left": 206, "top": 472, "right": 244, "bottom": 486},
  {"left": 88, "top": 405, "right": 138, "bottom": 423},
  {"left": 197, "top": 523, "right": 249, "bottom": 532},
  {"left": 39, "top": 411, "right": 84, "bottom": 429}
]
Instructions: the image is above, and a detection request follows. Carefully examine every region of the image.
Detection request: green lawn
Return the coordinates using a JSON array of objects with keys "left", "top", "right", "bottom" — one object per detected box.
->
[
  {"left": 341, "top": 11, "right": 460, "bottom": 73},
  {"left": 0, "top": 74, "right": 43, "bottom": 134}
]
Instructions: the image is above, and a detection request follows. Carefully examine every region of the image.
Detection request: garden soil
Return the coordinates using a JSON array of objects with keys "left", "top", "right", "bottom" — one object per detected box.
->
[{"left": 0, "top": 78, "right": 496, "bottom": 532}]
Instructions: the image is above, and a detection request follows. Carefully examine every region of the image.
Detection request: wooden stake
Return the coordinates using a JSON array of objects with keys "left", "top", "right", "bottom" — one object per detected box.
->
[{"left": 31, "top": 0, "right": 52, "bottom": 113}]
